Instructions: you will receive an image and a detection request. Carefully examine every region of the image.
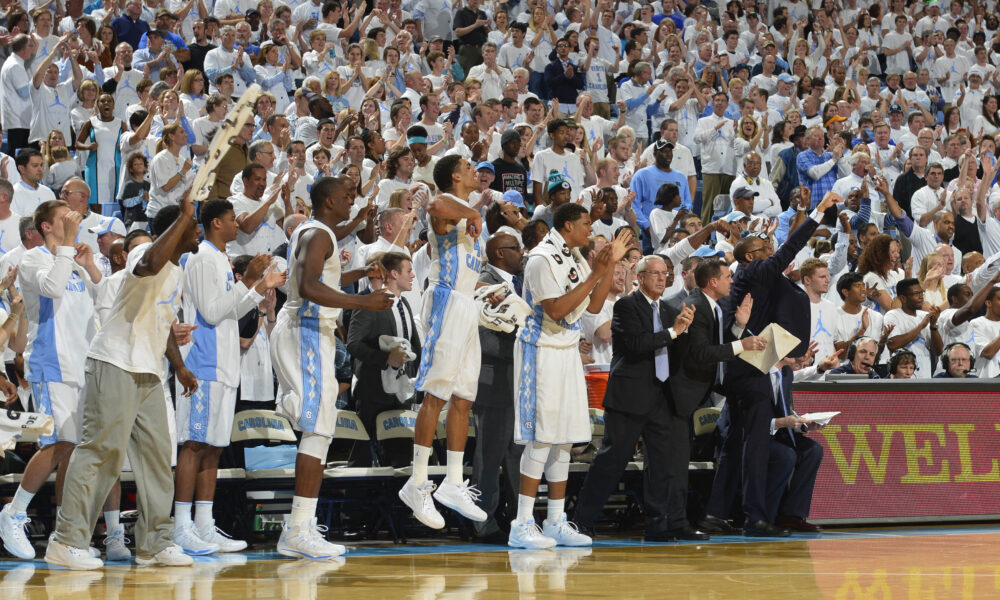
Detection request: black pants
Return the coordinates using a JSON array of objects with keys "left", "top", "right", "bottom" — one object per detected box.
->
[
  {"left": 470, "top": 401, "right": 523, "bottom": 537},
  {"left": 348, "top": 391, "right": 411, "bottom": 468},
  {"left": 574, "top": 397, "right": 691, "bottom": 533}
]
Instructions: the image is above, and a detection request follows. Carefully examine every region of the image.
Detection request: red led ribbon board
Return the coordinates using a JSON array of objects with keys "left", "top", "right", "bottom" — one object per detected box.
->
[{"left": 794, "top": 390, "right": 1000, "bottom": 522}]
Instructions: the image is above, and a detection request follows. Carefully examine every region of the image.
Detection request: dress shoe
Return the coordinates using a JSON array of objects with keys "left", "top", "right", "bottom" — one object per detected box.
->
[
  {"left": 697, "top": 514, "right": 742, "bottom": 535},
  {"left": 776, "top": 516, "right": 822, "bottom": 533},
  {"left": 743, "top": 520, "right": 791, "bottom": 537},
  {"left": 645, "top": 525, "right": 710, "bottom": 542}
]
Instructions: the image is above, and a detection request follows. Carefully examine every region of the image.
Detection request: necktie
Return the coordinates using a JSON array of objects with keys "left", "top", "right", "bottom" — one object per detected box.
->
[
  {"left": 512, "top": 275, "right": 522, "bottom": 296},
  {"left": 397, "top": 297, "right": 409, "bottom": 341},
  {"left": 651, "top": 301, "right": 669, "bottom": 382},
  {"left": 714, "top": 304, "right": 725, "bottom": 386},
  {"left": 774, "top": 370, "right": 796, "bottom": 447}
]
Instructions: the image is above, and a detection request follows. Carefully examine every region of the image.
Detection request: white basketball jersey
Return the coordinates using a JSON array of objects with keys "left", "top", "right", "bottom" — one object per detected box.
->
[
  {"left": 280, "top": 219, "right": 342, "bottom": 324},
  {"left": 425, "top": 193, "right": 484, "bottom": 294}
]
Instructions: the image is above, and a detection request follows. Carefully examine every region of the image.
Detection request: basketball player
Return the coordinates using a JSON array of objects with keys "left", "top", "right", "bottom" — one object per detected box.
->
[
  {"left": 0, "top": 200, "right": 102, "bottom": 561},
  {"left": 47, "top": 198, "right": 201, "bottom": 570},
  {"left": 173, "top": 199, "right": 286, "bottom": 555},
  {"left": 270, "top": 176, "right": 394, "bottom": 559},
  {"left": 510, "top": 203, "right": 630, "bottom": 548},
  {"left": 398, "top": 155, "right": 489, "bottom": 529}
]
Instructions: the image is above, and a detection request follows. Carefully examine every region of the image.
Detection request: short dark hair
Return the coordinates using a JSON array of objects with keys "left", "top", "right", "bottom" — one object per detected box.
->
[
  {"left": 310, "top": 175, "right": 350, "bottom": 208},
  {"left": 896, "top": 277, "right": 920, "bottom": 298},
  {"left": 15, "top": 148, "right": 41, "bottom": 171},
  {"left": 694, "top": 257, "right": 725, "bottom": 288},
  {"left": 33, "top": 200, "right": 68, "bottom": 235},
  {"left": 241, "top": 163, "right": 266, "bottom": 182},
  {"left": 200, "top": 199, "right": 234, "bottom": 231},
  {"left": 124, "top": 229, "right": 152, "bottom": 252},
  {"left": 232, "top": 254, "right": 252, "bottom": 277},
  {"left": 837, "top": 271, "right": 863, "bottom": 300},
  {"left": 553, "top": 203, "right": 588, "bottom": 231},
  {"left": 151, "top": 204, "right": 182, "bottom": 237},
  {"left": 522, "top": 219, "right": 549, "bottom": 249},
  {"left": 380, "top": 251, "right": 410, "bottom": 276},
  {"left": 433, "top": 154, "right": 463, "bottom": 193}
]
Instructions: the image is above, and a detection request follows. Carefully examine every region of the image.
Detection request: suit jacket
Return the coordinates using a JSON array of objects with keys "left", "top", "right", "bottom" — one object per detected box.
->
[
  {"left": 345, "top": 296, "right": 421, "bottom": 406},
  {"left": 669, "top": 289, "right": 737, "bottom": 416},
  {"left": 605, "top": 290, "right": 681, "bottom": 417},
  {"left": 476, "top": 264, "right": 519, "bottom": 408},
  {"left": 664, "top": 286, "right": 694, "bottom": 313}
]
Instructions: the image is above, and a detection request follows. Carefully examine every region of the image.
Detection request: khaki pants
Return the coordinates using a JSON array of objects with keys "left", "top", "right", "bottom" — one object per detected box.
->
[
  {"left": 55, "top": 358, "right": 174, "bottom": 557},
  {"left": 701, "top": 173, "right": 735, "bottom": 225}
]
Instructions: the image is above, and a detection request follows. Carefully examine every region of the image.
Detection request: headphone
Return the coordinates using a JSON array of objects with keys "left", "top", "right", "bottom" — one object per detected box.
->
[
  {"left": 846, "top": 336, "right": 878, "bottom": 362},
  {"left": 888, "top": 349, "right": 917, "bottom": 376},
  {"left": 940, "top": 342, "right": 972, "bottom": 372}
]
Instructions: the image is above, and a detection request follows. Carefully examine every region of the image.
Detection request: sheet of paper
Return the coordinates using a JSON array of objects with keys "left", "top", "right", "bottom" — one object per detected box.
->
[
  {"left": 798, "top": 411, "right": 840, "bottom": 426},
  {"left": 737, "top": 323, "right": 801, "bottom": 374}
]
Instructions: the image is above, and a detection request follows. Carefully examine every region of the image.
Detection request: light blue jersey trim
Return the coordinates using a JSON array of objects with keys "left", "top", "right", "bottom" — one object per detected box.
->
[{"left": 297, "top": 316, "right": 322, "bottom": 432}]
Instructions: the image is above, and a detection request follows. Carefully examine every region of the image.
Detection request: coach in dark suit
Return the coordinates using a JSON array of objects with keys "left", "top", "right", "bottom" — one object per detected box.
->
[
  {"left": 346, "top": 252, "right": 421, "bottom": 468},
  {"left": 715, "top": 190, "right": 839, "bottom": 536},
  {"left": 574, "top": 255, "right": 700, "bottom": 541},
  {"left": 471, "top": 233, "right": 526, "bottom": 543}
]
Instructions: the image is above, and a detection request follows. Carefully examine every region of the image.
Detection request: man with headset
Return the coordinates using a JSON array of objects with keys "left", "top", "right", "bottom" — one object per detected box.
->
[
  {"left": 827, "top": 337, "right": 881, "bottom": 379},
  {"left": 932, "top": 343, "right": 978, "bottom": 379}
]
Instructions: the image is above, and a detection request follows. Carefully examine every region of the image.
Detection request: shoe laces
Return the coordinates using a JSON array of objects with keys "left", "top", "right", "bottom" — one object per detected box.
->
[
  {"left": 206, "top": 526, "right": 236, "bottom": 540},
  {"left": 521, "top": 520, "right": 545, "bottom": 538},
  {"left": 455, "top": 480, "right": 482, "bottom": 503},
  {"left": 418, "top": 482, "right": 438, "bottom": 509},
  {"left": 104, "top": 531, "right": 131, "bottom": 547}
]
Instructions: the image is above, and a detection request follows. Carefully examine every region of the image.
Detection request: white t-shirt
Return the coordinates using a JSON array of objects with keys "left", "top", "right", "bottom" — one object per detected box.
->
[
  {"left": 228, "top": 193, "right": 286, "bottom": 257},
  {"left": 0, "top": 213, "right": 20, "bottom": 256},
  {"left": 883, "top": 308, "right": 935, "bottom": 377},
  {"left": 148, "top": 150, "right": 194, "bottom": 219},
  {"left": 833, "top": 306, "right": 886, "bottom": 363},
  {"left": 581, "top": 297, "right": 615, "bottom": 364},
  {"left": 0, "top": 55, "right": 32, "bottom": 130},
  {"left": 531, "top": 148, "right": 586, "bottom": 202},
  {"left": 11, "top": 181, "right": 56, "bottom": 217},
  {"left": 809, "top": 297, "right": 839, "bottom": 361},
  {"left": 937, "top": 307, "right": 975, "bottom": 347},
  {"left": 970, "top": 316, "right": 1000, "bottom": 378},
  {"left": 88, "top": 242, "right": 183, "bottom": 378}
]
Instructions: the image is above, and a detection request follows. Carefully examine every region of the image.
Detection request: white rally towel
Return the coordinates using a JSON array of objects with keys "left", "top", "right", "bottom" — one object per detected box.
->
[
  {"left": 379, "top": 335, "right": 417, "bottom": 403},
  {"left": 474, "top": 281, "right": 532, "bottom": 333},
  {"left": 0, "top": 411, "right": 54, "bottom": 451},
  {"left": 529, "top": 228, "right": 592, "bottom": 329}
]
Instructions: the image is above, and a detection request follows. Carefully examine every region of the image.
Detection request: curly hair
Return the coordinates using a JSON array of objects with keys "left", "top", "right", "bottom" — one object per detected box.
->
[{"left": 857, "top": 233, "right": 894, "bottom": 279}]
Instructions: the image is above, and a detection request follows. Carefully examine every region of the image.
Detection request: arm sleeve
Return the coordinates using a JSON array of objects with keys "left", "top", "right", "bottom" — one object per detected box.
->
[
  {"left": 806, "top": 158, "right": 837, "bottom": 180},
  {"left": 184, "top": 260, "right": 263, "bottom": 326},
  {"left": 28, "top": 247, "right": 76, "bottom": 298}
]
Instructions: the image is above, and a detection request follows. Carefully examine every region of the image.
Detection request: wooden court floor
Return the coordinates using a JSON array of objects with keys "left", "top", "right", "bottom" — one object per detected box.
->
[{"left": 4, "top": 526, "right": 999, "bottom": 599}]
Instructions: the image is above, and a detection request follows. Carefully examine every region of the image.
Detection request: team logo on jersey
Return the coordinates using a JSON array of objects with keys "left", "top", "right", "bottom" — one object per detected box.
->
[
  {"left": 553, "top": 253, "right": 563, "bottom": 265},
  {"left": 561, "top": 244, "right": 571, "bottom": 257},
  {"left": 568, "top": 267, "right": 579, "bottom": 283}
]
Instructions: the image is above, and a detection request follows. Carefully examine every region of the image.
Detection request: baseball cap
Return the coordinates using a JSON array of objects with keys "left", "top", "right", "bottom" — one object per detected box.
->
[
  {"left": 502, "top": 190, "right": 525, "bottom": 208},
  {"left": 731, "top": 186, "right": 759, "bottom": 200},
  {"left": 693, "top": 246, "right": 725, "bottom": 258},
  {"left": 88, "top": 216, "right": 127, "bottom": 237},
  {"left": 889, "top": 103, "right": 904, "bottom": 114},
  {"left": 969, "top": 65, "right": 985, "bottom": 79},
  {"left": 653, "top": 138, "right": 674, "bottom": 151},
  {"left": 476, "top": 161, "right": 495, "bottom": 174},
  {"left": 778, "top": 73, "right": 795, "bottom": 83},
  {"left": 501, "top": 129, "right": 520, "bottom": 146},
  {"left": 825, "top": 114, "right": 847, "bottom": 127},
  {"left": 547, "top": 170, "right": 571, "bottom": 193},
  {"left": 245, "top": 8, "right": 260, "bottom": 16},
  {"left": 723, "top": 210, "right": 750, "bottom": 222},
  {"left": 155, "top": 8, "right": 176, "bottom": 18}
]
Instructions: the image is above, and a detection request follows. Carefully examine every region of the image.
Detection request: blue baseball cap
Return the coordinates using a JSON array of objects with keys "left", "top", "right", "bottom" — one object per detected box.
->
[
  {"left": 502, "top": 190, "right": 525, "bottom": 208},
  {"left": 693, "top": 246, "right": 725, "bottom": 258},
  {"left": 476, "top": 161, "right": 495, "bottom": 174}
]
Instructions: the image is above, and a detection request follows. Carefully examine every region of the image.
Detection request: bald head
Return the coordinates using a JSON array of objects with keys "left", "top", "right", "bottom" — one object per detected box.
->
[
  {"left": 486, "top": 232, "right": 522, "bottom": 274},
  {"left": 61, "top": 178, "right": 90, "bottom": 212}
]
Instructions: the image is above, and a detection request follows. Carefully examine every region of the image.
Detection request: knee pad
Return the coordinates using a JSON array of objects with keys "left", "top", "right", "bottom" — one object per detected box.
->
[
  {"left": 299, "top": 432, "right": 332, "bottom": 460},
  {"left": 519, "top": 441, "right": 550, "bottom": 480},
  {"left": 543, "top": 444, "right": 571, "bottom": 483}
]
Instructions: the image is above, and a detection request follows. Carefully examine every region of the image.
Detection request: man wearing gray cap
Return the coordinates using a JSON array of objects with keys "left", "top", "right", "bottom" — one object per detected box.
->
[{"left": 729, "top": 153, "right": 781, "bottom": 217}]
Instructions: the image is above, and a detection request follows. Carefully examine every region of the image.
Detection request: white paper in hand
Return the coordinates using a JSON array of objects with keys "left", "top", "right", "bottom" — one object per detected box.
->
[
  {"left": 737, "top": 323, "right": 801, "bottom": 374},
  {"left": 799, "top": 411, "right": 840, "bottom": 426}
]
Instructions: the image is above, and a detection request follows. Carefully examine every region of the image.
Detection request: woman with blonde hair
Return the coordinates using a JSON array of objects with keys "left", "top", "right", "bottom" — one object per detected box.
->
[
  {"left": 733, "top": 115, "right": 769, "bottom": 177},
  {"left": 917, "top": 252, "right": 950, "bottom": 310}
]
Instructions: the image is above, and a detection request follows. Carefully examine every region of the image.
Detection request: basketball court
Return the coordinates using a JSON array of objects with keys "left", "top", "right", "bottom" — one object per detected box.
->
[{"left": 6, "top": 525, "right": 997, "bottom": 599}]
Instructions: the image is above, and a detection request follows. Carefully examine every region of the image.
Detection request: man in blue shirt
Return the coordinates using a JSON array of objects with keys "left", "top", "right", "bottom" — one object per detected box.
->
[
  {"left": 137, "top": 9, "right": 191, "bottom": 65},
  {"left": 796, "top": 126, "right": 845, "bottom": 209},
  {"left": 111, "top": 0, "right": 149, "bottom": 50},
  {"left": 629, "top": 139, "right": 691, "bottom": 252}
]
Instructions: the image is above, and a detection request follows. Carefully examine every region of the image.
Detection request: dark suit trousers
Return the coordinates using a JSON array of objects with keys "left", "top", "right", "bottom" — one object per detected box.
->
[
  {"left": 471, "top": 402, "right": 523, "bottom": 537},
  {"left": 348, "top": 393, "right": 411, "bottom": 468},
  {"left": 776, "top": 435, "right": 822, "bottom": 522},
  {"left": 704, "top": 400, "right": 743, "bottom": 520},
  {"left": 574, "top": 396, "right": 690, "bottom": 532}
]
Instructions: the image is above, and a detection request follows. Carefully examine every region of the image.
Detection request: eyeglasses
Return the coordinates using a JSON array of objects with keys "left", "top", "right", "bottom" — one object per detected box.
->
[{"left": 60, "top": 189, "right": 85, "bottom": 198}]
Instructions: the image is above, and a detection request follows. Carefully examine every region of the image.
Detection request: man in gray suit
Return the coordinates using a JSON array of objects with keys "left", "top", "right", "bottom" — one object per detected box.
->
[{"left": 471, "top": 232, "right": 526, "bottom": 543}]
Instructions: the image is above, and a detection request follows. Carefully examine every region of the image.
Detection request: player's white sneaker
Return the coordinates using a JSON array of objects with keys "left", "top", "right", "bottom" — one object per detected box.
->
[
  {"left": 277, "top": 519, "right": 346, "bottom": 560},
  {"left": 508, "top": 519, "right": 557, "bottom": 549},
  {"left": 136, "top": 544, "right": 194, "bottom": 567},
  {"left": 104, "top": 525, "right": 131, "bottom": 561},
  {"left": 43, "top": 538, "right": 103, "bottom": 570},
  {"left": 0, "top": 505, "right": 34, "bottom": 559},
  {"left": 542, "top": 514, "right": 593, "bottom": 547},
  {"left": 172, "top": 522, "right": 220, "bottom": 555},
  {"left": 433, "top": 480, "right": 487, "bottom": 522},
  {"left": 398, "top": 479, "right": 445, "bottom": 529},
  {"left": 195, "top": 521, "right": 248, "bottom": 552},
  {"left": 48, "top": 533, "right": 100, "bottom": 558}
]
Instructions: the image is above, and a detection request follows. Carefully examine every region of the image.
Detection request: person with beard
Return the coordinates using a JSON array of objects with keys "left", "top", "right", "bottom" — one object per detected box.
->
[{"left": 628, "top": 139, "right": 691, "bottom": 253}]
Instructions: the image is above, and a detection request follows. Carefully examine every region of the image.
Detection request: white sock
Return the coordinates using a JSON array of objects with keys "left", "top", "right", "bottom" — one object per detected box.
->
[
  {"left": 194, "top": 501, "right": 214, "bottom": 530},
  {"left": 289, "top": 496, "right": 318, "bottom": 528},
  {"left": 9, "top": 487, "right": 34, "bottom": 514},
  {"left": 174, "top": 502, "right": 192, "bottom": 527},
  {"left": 516, "top": 494, "right": 535, "bottom": 523},
  {"left": 412, "top": 444, "right": 433, "bottom": 485},
  {"left": 104, "top": 510, "right": 120, "bottom": 532},
  {"left": 444, "top": 450, "right": 464, "bottom": 485},
  {"left": 547, "top": 498, "right": 565, "bottom": 522}
]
